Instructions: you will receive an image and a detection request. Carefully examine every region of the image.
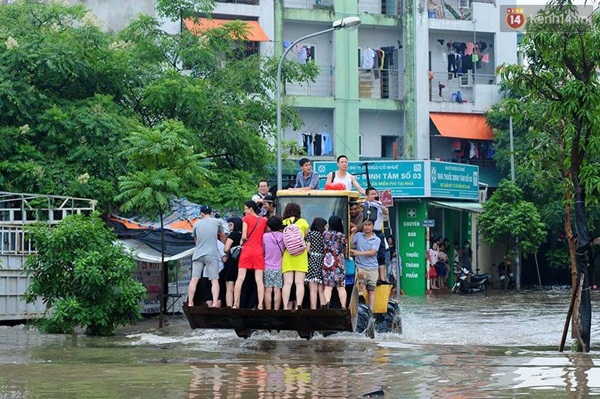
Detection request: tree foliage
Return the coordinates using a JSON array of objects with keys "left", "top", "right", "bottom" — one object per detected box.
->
[
  {"left": 0, "top": 2, "right": 132, "bottom": 210},
  {"left": 495, "top": 0, "right": 600, "bottom": 351},
  {"left": 478, "top": 180, "right": 546, "bottom": 258},
  {"left": 116, "top": 120, "right": 211, "bottom": 218},
  {"left": 0, "top": 0, "right": 318, "bottom": 212},
  {"left": 24, "top": 213, "right": 146, "bottom": 336}
]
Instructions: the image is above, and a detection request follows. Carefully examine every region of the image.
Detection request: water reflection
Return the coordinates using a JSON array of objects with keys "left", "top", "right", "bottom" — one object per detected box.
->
[
  {"left": 187, "top": 364, "right": 357, "bottom": 398},
  {"left": 0, "top": 289, "right": 599, "bottom": 398}
]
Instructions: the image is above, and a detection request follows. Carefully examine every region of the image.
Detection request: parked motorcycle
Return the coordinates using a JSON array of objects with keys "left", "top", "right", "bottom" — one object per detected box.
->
[
  {"left": 452, "top": 266, "right": 490, "bottom": 294},
  {"left": 497, "top": 261, "right": 514, "bottom": 290}
]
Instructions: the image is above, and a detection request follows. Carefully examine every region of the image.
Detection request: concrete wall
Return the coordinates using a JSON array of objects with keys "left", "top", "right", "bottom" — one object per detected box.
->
[
  {"left": 68, "top": 0, "right": 156, "bottom": 32},
  {"left": 359, "top": 110, "right": 404, "bottom": 158}
]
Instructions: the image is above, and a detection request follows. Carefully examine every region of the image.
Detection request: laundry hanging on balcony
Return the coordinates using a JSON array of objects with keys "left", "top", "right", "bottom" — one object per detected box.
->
[{"left": 298, "top": 133, "right": 332, "bottom": 156}]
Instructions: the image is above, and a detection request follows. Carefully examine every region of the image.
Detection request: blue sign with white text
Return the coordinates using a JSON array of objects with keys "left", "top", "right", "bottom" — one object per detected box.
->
[
  {"left": 313, "top": 160, "right": 479, "bottom": 200},
  {"left": 314, "top": 161, "right": 426, "bottom": 197},
  {"left": 428, "top": 161, "right": 479, "bottom": 200}
]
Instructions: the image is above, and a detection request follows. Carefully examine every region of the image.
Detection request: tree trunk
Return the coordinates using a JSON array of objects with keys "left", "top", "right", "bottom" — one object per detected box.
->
[
  {"left": 573, "top": 190, "right": 591, "bottom": 352},
  {"left": 564, "top": 187, "right": 577, "bottom": 289},
  {"left": 159, "top": 213, "right": 165, "bottom": 329}
]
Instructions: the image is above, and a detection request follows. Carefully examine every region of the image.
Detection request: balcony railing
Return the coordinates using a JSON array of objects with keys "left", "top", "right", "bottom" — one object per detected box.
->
[
  {"left": 358, "top": 0, "right": 401, "bottom": 16},
  {"left": 428, "top": 0, "right": 472, "bottom": 21},
  {"left": 359, "top": 68, "right": 404, "bottom": 100},
  {"left": 283, "top": 0, "right": 334, "bottom": 10},
  {"left": 285, "top": 65, "right": 334, "bottom": 97},
  {"left": 429, "top": 71, "right": 495, "bottom": 103}
]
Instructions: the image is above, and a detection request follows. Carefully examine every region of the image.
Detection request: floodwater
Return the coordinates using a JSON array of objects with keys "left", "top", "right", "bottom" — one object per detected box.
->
[{"left": 1, "top": 289, "right": 600, "bottom": 399}]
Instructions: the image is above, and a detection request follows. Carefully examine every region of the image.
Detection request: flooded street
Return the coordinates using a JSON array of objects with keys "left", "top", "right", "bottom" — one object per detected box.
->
[{"left": 1, "top": 288, "right": 600, "bottom": 398}]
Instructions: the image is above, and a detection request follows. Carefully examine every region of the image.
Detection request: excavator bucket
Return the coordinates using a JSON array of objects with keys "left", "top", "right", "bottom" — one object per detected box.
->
[{"left": 183, "top": 305, "right": 356, "bottom": 340}]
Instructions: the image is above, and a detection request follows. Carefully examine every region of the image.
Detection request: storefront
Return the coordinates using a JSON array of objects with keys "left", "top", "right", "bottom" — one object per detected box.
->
[{"left": 314, "top": 160, "right": 482, "bottom": 296}]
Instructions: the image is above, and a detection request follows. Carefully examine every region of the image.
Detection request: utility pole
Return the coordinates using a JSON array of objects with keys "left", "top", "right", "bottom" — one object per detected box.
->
[{"left": 510, "top": 116, "right": 521, "bottom": 292}]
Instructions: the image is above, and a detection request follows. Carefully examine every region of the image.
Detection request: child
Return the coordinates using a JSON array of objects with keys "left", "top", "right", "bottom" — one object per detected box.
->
[
  {"left": 350, "top": 219, "right": 380, "bottom": 310},
  {"left": 263, "top": 216, "right": 284, "bottom": 310}
]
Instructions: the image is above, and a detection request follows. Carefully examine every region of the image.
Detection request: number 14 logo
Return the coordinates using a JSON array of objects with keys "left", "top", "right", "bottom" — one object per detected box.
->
[{"left": 506, "top": 8, "right": 525, "bottom": 30}]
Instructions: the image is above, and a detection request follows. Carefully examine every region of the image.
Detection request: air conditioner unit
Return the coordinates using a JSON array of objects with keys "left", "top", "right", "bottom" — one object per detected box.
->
[{"left": 459, "top": 74, "right": 472, "bottom": 88}]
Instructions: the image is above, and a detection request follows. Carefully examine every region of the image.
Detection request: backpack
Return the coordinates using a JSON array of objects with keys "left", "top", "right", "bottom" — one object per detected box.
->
[
  {"left": 282, "top": 220, "right": 306, "bottom": 256},
  {"left": 363, "top": 202, "right": 378, "bottom": 223}
]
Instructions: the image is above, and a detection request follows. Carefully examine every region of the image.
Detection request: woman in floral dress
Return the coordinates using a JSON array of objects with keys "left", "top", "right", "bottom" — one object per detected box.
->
[{"left": 321, "top": 215, "right": 347, "bottom": 309}]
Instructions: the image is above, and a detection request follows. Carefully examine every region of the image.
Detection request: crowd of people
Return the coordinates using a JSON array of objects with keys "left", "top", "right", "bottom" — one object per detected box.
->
[
  {"left": 187, "top": 155, "right": 396, "bottom": 311},
  {"left": 427, "top": 237, "right": 473, "bottom": 289}
]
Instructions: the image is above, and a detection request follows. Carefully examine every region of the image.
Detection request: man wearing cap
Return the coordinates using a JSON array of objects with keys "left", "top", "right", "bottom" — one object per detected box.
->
[
  {"left": 188, "top": 205, "right": 225, "bottom": 307},
  {"left": 262, "top": 194, "right": 276, "bottom": 218},
  {"left": 291, "top": 158, "right": 319, "bottom": 191}
]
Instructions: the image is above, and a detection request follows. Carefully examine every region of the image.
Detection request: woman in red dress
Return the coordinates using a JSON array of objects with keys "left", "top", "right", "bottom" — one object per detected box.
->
[{"left": 233, "top": 200, "right": 267, "bottom": 309}]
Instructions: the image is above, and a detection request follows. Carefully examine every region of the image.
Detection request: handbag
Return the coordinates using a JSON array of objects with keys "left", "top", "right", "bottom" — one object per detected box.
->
[{"left": 229, "top": 216, "right": 260, "bottom": 260}]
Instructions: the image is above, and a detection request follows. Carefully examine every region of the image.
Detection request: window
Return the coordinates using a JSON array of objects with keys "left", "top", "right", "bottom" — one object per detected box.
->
[{"left": 381, "top": 135, "right": 401, "bottom": 158}]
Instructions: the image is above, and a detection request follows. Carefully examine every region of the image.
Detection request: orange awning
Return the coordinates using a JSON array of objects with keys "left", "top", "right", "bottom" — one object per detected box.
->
[
  {"left": 430, "top": 113, "right": 493, "bottom": 140},
  {"left": 184, "top": 18, "right": 270, "bottom": 42}
]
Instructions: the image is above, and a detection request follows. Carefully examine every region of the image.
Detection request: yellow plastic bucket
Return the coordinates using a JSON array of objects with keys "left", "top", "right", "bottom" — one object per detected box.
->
[{"left": 364, "top": 284, "right": 393, "bottom": 314}]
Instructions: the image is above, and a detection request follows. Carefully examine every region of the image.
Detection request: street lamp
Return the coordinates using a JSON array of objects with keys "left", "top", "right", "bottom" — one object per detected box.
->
[{"left": 276, "top": 16, "right": 361, "bottom": 190}]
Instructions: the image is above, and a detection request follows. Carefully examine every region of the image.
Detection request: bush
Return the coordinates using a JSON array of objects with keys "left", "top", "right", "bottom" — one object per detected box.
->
[{"left": 24, "top": 213, "right": 146, "bottom": 336}]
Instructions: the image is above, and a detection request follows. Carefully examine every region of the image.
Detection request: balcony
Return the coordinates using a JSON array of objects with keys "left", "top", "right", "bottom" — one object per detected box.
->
[
  {"left": 285, "top": 65, "right": 334, "bottom": 97},
  {"left": 358, "top": 0, "right": 401, "bottom": 16},
  {"left": 427, "top": 0, "right": 472, "bottom": 21},
  {"left": 283, "top": 0, "right": 334, "bottom": 10},
  {"left": 429, "top": 70, "right": 496, "bottom": 104},
  {"left": 359, "top": 68, "right": 403, "bottom": 100}
]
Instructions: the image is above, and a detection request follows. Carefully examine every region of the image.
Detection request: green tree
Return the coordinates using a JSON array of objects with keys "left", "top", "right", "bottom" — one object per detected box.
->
[
  {"left": 478, "top": 179, "right": 546, "bottom": 260},
  {"left": 498, "top": 1, "right": 600, "bottom": 351},
  {"left": 24, "top": 213, "right": 146, "bottom": 336},
  {"left": 1, "top": 0, "right": 318, "bottom": 211},
  {"left": 116, "top": 120, "right": 210, "bottom": 327},
  {"left": 115, "top": 7, "right": 318, "bottom": 200},
  {"left": 0, "top": 2, "right": 137, "bottom": 210}
]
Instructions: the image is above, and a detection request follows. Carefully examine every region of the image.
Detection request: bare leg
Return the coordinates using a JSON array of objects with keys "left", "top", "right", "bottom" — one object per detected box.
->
[
  {"left": 318, "top": 284, "right": 325, "bottom": 308},
  {"left": 188, "top": 276, "right": 200, "bottom": 307},
  {"left": 359, "top": 282, "right": 367, "bottom": 297},
  {"left": 323, "top": 286, "right": 332, "bottom": 306},
  {"left": 255, "top": 269, "right": 265, "bottom": 309},
  {"left": 273, "top": 288, "right": 282, "bottom": 310},
  {"left": 233, "top": 268, "right": 247, "bottom": 308},
  {"left": 308, "top": 282, "right": 319, "bottom": 309},
  {"left": 265, "top": 287, "right": 273, "bottom": 310},
  {"left": 368, "top": 289, "right": 375, "bottom": 309},
  {"left": 294, "top": 272, "right": 306, "bottom": 309},
  {"left": 337, "top": 286, "right": 347, "bottom": 309},
  {"left": 282, "top": 272, "right": 294, "bottom": 310},
  {"left": 226, "top": 281, "right": 234, "bottom": 307},
  {"left": 378, "top": 265, "right": 387, "bottom": 281},
  {"left": 210, "top": 279, "right": 219, "bottom": 307}
]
